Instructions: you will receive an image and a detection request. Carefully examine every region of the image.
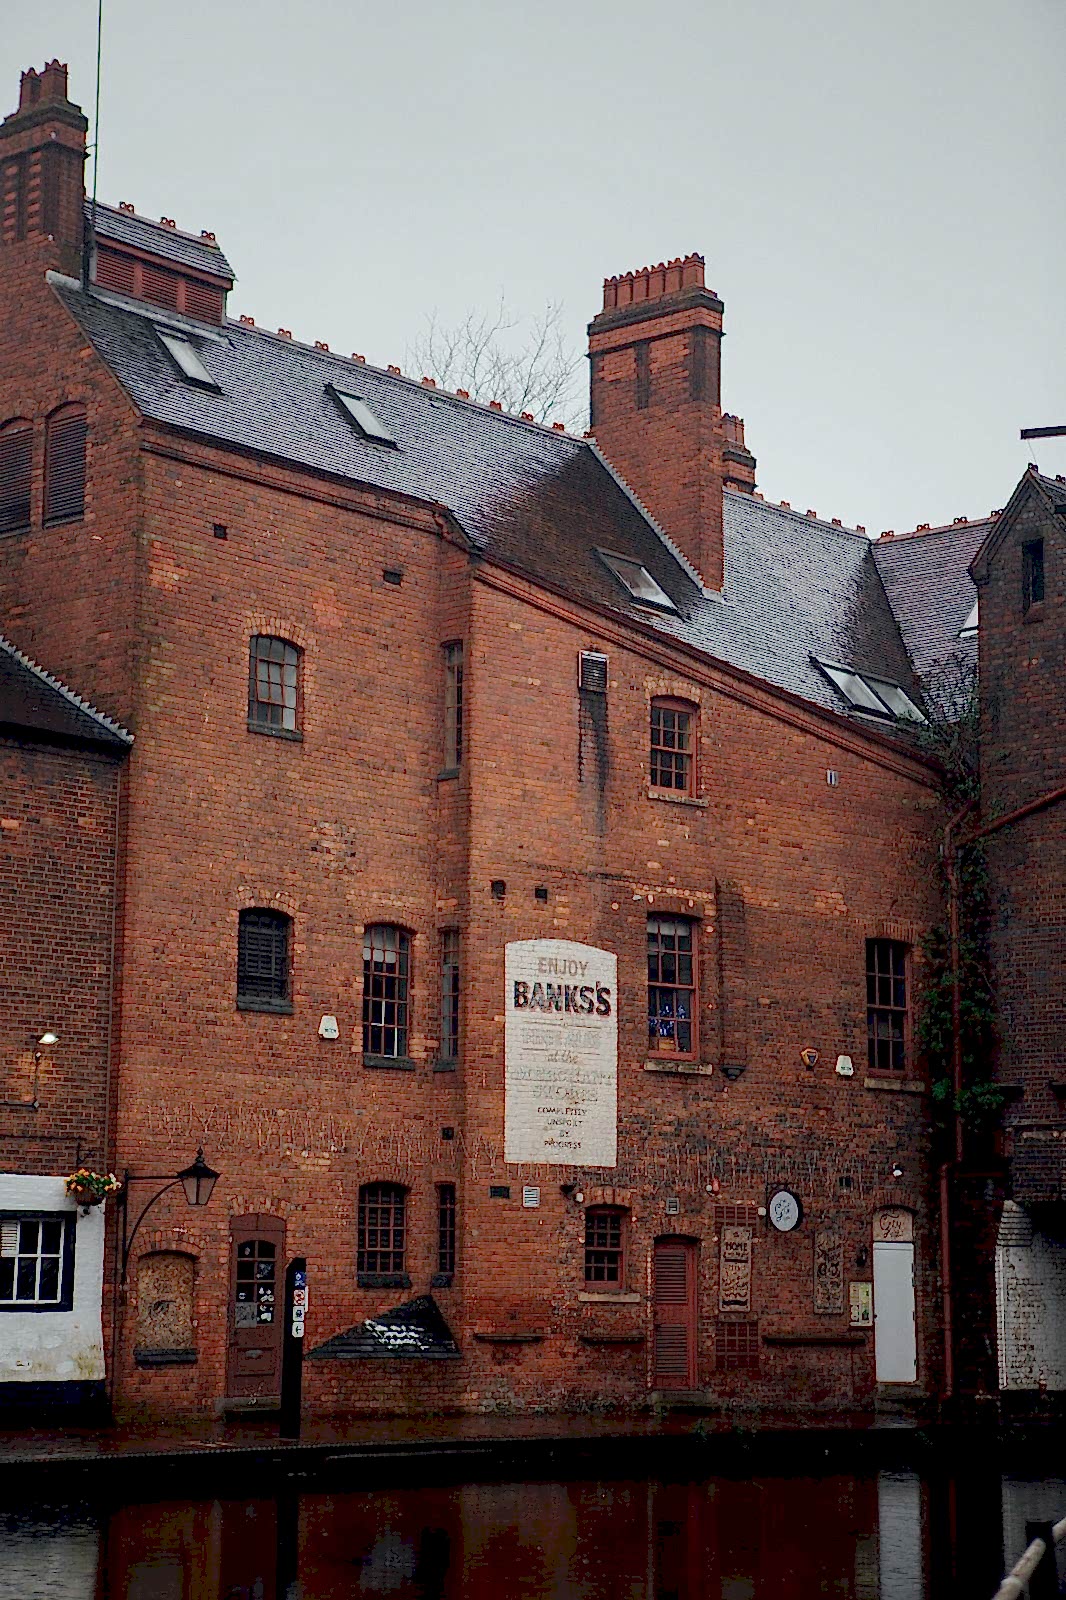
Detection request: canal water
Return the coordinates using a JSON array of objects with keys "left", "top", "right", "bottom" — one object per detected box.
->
[{"left": 2, "top": 1472, "right": 1064, "bottom": 1599}]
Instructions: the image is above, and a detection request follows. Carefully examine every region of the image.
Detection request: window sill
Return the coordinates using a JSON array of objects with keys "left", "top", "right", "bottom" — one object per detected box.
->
[
  {"left": 0, "top": 524, "right": 31, "bottom": 539},
  {"left": 644, "top": 1058, "right": 712, "bottom": 1077},
  {"left": 246, "top": 721, "right": 303, "bottom": 742},
  {"left": 472, "top": 1331, "right": 544, "bottom": 1344},
  {"left": 863, "top": 1075, "right": 926, "bottom": 1095},
  {"left": 237, "top": 997, "right": 294, "bottom": 1015},
  {"left": 578, "top": 1291, "right": 641, "bottom": 1304},
  {"left": 134, "top": 1347, "right": 198, "bottom": 1367},
  {"left": 43, "top": 514, "right": 85, "bottom": 528},
  {"left": 363, "top": 1054, "right": 417, "bottom": 1071},
  {"left": 647, "top": 788, "right": 708, "bottom": 809},
  {"left": 430, "top": 1272, "right": 454, "bottom": 1289},
  {"left": 1023, "top": 602, "right": 1045, "bottom": 625},
  {"left": 437, "top": 767, "right": 461, "bottom": 782},
  {"left": 578, "top": 1333, "right": 645, "bottom": 1346},
  {"left": 433, "top": 1057, "right": 458, "bottom": 1073},
  {"left": 357, "top": 1272, "right": 411, "bottom": 1290}
]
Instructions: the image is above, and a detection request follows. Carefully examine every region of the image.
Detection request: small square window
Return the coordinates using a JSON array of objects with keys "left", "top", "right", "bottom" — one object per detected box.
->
[
  {"left": 597, "top": 550, "right": 677, "bottom": 611},
  {"left": 584, "top": 1207, "right": 625, "bottom": 1286},
  {"left": 157, "top": 330, "right": 219, "bottom": 389}
]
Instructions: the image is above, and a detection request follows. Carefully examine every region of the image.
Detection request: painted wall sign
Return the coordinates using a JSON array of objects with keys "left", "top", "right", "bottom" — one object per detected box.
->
[
  {"left": 505, "top": 940, "right": 617, "bottom": 1167},
  {"left": 719, "top": 1225, "right": 753, "bottom": 1311},
  {"left": 873, "top": 1207, "right": 913, "bottom": 1243},
  {"left": 850, "top": 1281, "right": 873, "bottom": 1326},
  {"left": 768, "top": 1189, "right": 802, "bottom": 1232}
]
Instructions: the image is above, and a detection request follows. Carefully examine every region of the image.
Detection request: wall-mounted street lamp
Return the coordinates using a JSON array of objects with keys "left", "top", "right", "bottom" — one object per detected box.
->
[{"left": 119, "top": 1147, "right": 220, "bottom": 1283}]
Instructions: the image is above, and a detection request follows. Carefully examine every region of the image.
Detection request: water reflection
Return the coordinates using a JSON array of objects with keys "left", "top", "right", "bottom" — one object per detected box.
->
[{"left": 2, "top": 1471, "right": 1062, "bottom": 1600}]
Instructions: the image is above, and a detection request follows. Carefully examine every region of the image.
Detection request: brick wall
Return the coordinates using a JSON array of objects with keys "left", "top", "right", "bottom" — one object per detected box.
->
[{"left": 0, "top": 736, "right": 120, "bottom": 1176}]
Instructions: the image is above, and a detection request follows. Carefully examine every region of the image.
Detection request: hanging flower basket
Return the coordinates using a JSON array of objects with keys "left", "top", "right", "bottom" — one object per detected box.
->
[{"left": 65, "top": 1168, "right": 121, "bottom": 1208}]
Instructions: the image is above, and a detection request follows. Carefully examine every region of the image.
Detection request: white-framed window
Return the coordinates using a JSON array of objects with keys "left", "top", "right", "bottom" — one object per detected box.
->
[{"left": 0, "top": 1214, "right": 75, "bottom": 1311}]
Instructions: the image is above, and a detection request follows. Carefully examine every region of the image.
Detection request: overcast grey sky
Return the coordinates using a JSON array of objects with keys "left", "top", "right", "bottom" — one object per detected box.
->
[{"left": 9, "top": 0, "right": 1065, "bottom": 534}]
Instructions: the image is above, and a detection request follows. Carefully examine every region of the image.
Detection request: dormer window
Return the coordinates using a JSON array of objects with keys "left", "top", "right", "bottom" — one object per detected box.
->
[
  {"left": 157, "top": 330, "right": 219, "bottom": 390},
  {"left": 328, "top": 386, "right": 397, "bottom": 448},
  {"left": 597, "top": 550, "right": 677, "bottom": 611},
  {"left": 815, "top": 659, "right": 926, "bottom": 724}
]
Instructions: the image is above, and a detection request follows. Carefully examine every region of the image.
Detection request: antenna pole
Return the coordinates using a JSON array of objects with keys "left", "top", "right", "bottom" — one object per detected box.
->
[{"left": 87, "top": 0, "right": 104, "bottom": 283}]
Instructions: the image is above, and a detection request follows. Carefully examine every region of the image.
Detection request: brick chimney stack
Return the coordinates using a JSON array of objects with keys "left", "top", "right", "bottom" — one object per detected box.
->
[
  {"left": 0, "top": 62, "right": 88, "bottom": 278},
  {"left": 588, "top": 255, "right": 756, "bottom": 591}
]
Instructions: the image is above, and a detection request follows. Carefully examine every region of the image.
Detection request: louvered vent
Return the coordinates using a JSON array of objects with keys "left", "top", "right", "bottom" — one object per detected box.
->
[
  {"left": 0, "top": 422, "right": 32, "bottom": 534},
  {"left": 578, "top": 651, "right": 608, "bottom": 693},
  {"left": 184, "top": 278, "right": 225, "bottom": 323},
  {"left": 94, "top": 245, "right": 137, "bottom": 296},
  {"left": 653, "top": 1324, "right": 689, "bottom": 1377},
  {"left": 653, "top": 1247, "right": 689, "bottom": 1303},
  {"left": 43, "top": 408, "right": 86, "bottom": 526},
  {"left": 141, "top": 262, "right": 181, "bottom": 311}
]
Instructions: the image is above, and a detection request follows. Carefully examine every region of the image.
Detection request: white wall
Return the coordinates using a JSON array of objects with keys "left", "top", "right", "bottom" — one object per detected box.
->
[
  {"left": 996, "top": 1202, "right": 1066, "bottom": 1391},
  {"left": 0, "top": 1174, "right": 105, "bottom": 1385}
]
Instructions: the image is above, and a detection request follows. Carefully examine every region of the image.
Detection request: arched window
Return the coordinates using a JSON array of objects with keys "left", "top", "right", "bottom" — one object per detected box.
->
[
  {"left": 237, "top": 908, "right": 293, "bottom": 1012},
  {"left": 134, "top": 1251, "right": 196, "bottom": 1365},
  {"left": 363, "top": 925, "right": 411, "bottom": 1060},
  {"left": 248, "top": 635, "right": 302, "bottom": 735},
  {"left": 357, "top": 1182, "right": 409, "bottom": 1285},
  {"left": 585, "top": 1207, "right": 626, "bottom": 1288},
  {"left": 43, "top": 404, "right": 86, "bottom": 526},
  {"left": 650, "top": 698, "right": 696, "bottom": 794},
  {"left": 0, "top": 420, "right": 32, "bottom": 534}
]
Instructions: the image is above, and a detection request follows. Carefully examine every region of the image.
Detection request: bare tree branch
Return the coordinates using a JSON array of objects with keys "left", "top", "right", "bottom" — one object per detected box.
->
[{"left": 407, "top": 297, "right": 586, "bottom": 431}]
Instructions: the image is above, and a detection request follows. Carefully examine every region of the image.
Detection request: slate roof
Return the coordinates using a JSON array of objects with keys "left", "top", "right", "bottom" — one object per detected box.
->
[
  {"left": 50, "top": 273, "right": 937, "bottom": 728},
  {"left": 0, "top": 634, "right": 133, "bottom": 749},
  {"left": 872, "top": 521, "right": 988, "bottom": 685},
  {"left": 308, "top": 1295, "right": 461, "bottom": 1360},
  {"left": 87, "top": 201, "right": 235, "bottom": 282}
]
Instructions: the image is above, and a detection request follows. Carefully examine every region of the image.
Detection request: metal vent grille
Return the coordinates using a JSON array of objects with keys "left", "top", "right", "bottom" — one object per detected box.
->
[
  {"left": 653, "top": 1324, "right": 689, "bottom": 1377},
  {"left": 94, "top": 245, "right": 137, "bottom": 296},
  {"left": 44, "top": 409, "right": 86, "bottom": 526},
  {"left": 578, "top": 651, "right": 608, "bottom": 693},
  {"left": 653, "top": 1247, "right": 689, "bottom": 1303},
  {"left": 716, "top": 1317, "right": 760, "bottom": 1372},
  {"left": 0, "top": 422, "right": 32, "bottom": 534}
]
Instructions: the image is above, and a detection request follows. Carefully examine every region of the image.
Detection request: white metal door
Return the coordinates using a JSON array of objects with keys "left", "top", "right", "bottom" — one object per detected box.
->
[{"left": 873, "top": 1240, "right": 916, "bottom": 1382}]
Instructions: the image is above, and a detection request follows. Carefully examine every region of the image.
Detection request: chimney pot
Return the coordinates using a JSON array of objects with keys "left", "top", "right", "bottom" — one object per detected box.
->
[
  {"left": 387, "top": 365, "right": 402, "bottom": 376},
  {"left": 806, "top": 509, "right": 817, "bottom": 519},
  {"left": 119, "top": 201, "right": 135, "bottom": 214},
  {"left": 456, "top": 389, "right": 470, "bottom": 400},
  {"left": 856, "top": 525, "right": 866, "bottom": 534},
  {"left": 278, "top": 328, "right": 292, "bottom": 339},
  {"left": 421, "top": 376, "right": 436, "bottom": 387},
  {"left": 239, "top": 314, "right": 255, "bottom": 326},
  {"left": 831, "top": 518, "right": 842, "bottom": 526},
  {"left": 314, "top": 340, "right": 329, "bottom": 351},
  {"left": 552, "top": 421, "right": 565, "bottom": 431},
  {"left": 489, "top": 400, "right": 503, "bottom": 411},
  {"left": 351, "top": 353, "right": 366, "bottom": 363},
  {"left": 780, "top": 501, "right": 791, "bottom": 510},
  {"left": 953, "top": 516, "right": 967, "bottom": 524},
  {"left": 200, "top": 230, "right": 216, "bottom": 242},
  {"left": 880, "top": 530, "right": 895, "bottom": 539},
  {"left": 916, "top": 523, "right": 930, "bottom": 532},
  {"left": 161, "top": 217, "right": 176, "bottom": 229},
  {"left": 521, "top": 411, "right": 534, "bottom": 421}
]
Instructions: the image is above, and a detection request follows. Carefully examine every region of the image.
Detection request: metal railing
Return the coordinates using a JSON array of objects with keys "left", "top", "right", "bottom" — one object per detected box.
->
[{"left": 991, "top": 1515, "right": 1066, "bottom": 1600}]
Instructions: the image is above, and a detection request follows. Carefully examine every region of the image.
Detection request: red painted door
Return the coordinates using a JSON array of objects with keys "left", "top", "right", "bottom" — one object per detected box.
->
[
  {"left": 653, "top": 1236, "right": 697, "bottom": 1388},
  {"left": 226, "top": 1213, "right": 285, "bottom": 1401}
]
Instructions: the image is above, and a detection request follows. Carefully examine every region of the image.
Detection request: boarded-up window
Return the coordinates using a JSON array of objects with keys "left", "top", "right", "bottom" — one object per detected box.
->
[
  {"left": 237, "top": 909, "right": 292, "bottom": 1012},
  {"left": 43, "top": 405, "right": 86, "bottom": 525},
  {"left": 134, "top": 1251, "right": 196, "bottom": 1363},
  {"left": 0, "top": 420, "right": 32, "bottom": 534}
]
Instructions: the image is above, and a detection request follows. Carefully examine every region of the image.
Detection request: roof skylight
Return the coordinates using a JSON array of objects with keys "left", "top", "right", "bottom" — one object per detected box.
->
[
  {"left": 157, "top": 329, "right": 218, "bottom": 389},
  {"left": 597, "top": 550, "right": 677, "bottom": 612},
  {"left": 815, "top": 660, "right": 927, "bottom": 724},
  {"left": 959, "top": 598, "right": 979, "bottom": 638},
  {"left": 328, "top": 386, "right": 397, "bottom": 448}
]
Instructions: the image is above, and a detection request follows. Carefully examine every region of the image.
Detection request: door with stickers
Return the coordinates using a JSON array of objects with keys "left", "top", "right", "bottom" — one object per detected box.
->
[{"left": 226, "top": 1213, "right": 285, "bottom": 1401}]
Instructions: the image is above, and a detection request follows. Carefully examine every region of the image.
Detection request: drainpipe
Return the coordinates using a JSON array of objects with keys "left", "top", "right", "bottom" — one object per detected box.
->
[{"left": 939, "top": 797, "right": 976, "bottom": 1402}]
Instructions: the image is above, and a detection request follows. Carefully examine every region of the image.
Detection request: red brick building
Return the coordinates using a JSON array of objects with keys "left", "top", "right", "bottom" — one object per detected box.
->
[
  {"left": 1, "top": 60, "right": 980, "bottom": 1420},
  {"left": 0, "top": 630, "right": 130, "bottom": 1413},
  {"left": 968, "top": 468, "right": 1066, "bottom": 1394}
]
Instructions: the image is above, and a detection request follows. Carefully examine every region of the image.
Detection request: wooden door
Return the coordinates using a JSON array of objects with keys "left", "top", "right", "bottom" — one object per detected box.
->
[
  {"left": 226, "top": 1214, "right": 285, "bottom": 1401},
  {"left": 652, "top": 1236, "right": 697, "bottom": 1388}
]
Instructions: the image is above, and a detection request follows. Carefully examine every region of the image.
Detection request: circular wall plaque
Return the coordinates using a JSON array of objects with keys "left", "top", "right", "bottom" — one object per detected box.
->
[{"left": 768, "top": 1188, "right": 802, "bottom": 1232}]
